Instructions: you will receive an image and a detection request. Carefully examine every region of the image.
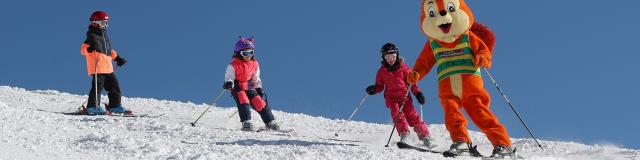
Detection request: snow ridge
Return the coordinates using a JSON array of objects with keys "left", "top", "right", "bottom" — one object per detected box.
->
[{"left": 0, "top": 86, "right": 638, "bottom": 160}]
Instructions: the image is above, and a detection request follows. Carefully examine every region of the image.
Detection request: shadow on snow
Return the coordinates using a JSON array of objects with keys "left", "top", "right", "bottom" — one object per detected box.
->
[{"left": 214, "top": 139, "right": 358, "bottom": 147}]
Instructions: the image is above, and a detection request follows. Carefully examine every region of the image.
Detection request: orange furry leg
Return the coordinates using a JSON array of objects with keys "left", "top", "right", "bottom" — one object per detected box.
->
[
  {"left": 460, "top": 74, "right": 511, "bottom": 147},
  {"left": 439, "top": 77, "right": 472, "bottom": 143}
]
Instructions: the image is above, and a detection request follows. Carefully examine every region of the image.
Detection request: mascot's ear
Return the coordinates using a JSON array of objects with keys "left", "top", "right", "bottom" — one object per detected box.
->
[
  {"left": 248, "top": 36, "right": 254, "bottom": 42},
  {"left": 238, "top": 36, "right": 245, "bottom": 41}
]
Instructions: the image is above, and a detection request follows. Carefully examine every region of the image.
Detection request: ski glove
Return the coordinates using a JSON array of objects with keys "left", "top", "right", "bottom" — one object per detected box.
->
[
  {"left": 115, "top": 56, "right": 127, "bottom": 67},
  {"left": 223, "top": 81, "right": 233, "bottom": 89},
  {"left": 255, "top": 88, "right": 265, "bottom": 97},
  {"left": 414, "top": 92, "right": 425, "bottom": 105},
  {"left": 366, "top": 85, "right": 376, "bottom": 95}
]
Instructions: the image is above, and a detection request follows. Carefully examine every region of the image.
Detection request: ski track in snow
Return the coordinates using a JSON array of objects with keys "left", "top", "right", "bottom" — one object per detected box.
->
[{"left": 0, "top": 86, "right": 638, "bottom": 160}]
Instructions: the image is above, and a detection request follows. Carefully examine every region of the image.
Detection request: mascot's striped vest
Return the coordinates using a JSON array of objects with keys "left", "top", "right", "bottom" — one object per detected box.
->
[{"left": 430, "top": 34, "right": 481, "bottom": 81}]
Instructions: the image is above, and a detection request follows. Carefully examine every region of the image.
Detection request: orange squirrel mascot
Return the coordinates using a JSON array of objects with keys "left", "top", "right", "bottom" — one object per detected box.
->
[{"left": 407, "top": 0, "right": 515, "bottom": 158}]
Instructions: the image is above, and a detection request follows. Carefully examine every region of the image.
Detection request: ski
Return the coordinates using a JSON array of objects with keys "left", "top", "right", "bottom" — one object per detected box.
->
[
  {"left": 110, "top": 113, "right": 165, "bottom": 118},
  {"left": 480, "top": 153, "right": 526, "bottom": 160},
  {"left": 37, "top": 109, "right": 164, "bottom": 118},
  {"left": 442, "top": 146, "right": 525, "bottom": 160},
  {"left": 442, "top": 144, "right": 485, "bottom": 158},
  {"left": 396, "top": 142, "right": 441, "bottom": 154},
  {"left": 181, "top": 140, "right": 199, "bottom": 145},
  {"left": 255, "top": 127, "right": 294, "bottom": 133},
  {"left": 481, "top": 157, "right": 523, "bottom": 160}
]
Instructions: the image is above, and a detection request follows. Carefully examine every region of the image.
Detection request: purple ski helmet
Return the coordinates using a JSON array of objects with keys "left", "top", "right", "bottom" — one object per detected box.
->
[{"left": 234, "top": 36, "right": 254, "bottom": 53}]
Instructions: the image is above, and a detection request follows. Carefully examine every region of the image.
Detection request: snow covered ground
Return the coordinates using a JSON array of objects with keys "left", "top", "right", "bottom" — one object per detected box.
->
[{"left": 0, "top": 86, "right": 638, "bottom": 160}]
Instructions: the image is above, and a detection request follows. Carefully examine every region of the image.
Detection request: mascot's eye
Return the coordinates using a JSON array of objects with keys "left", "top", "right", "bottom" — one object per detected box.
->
[
  {"left": 447, "top": 2, "right": 456, "bottom": 12},
  {"left": 428, "top": 7, "right": 436, "bottom": 17}
]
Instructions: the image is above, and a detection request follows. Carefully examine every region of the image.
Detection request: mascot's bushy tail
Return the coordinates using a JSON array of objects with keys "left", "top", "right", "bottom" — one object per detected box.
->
[{"left": 471, "top": 22, "right": 495, "bottom": 52}]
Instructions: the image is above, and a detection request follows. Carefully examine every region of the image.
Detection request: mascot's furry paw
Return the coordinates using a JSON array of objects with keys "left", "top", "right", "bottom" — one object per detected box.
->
[
  {"left": 474, "top": 54, "right": 492, "bottom": 69},
  {"left": 407, "top": 71, "right": 420, "bottom": 84}
]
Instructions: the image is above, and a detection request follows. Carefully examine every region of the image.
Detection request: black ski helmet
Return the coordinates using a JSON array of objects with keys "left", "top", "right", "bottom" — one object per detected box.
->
[
  {"left": 381, "top": 43, "right": 399, "bottom": 59},
  {"left": 380, "top": 43, "right": 403, "bottom": 71}
]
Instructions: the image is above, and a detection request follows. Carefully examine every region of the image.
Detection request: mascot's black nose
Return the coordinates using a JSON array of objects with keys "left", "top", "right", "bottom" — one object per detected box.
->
[{"left": 439, "top": 10, "right": 447, "bottom": 16}]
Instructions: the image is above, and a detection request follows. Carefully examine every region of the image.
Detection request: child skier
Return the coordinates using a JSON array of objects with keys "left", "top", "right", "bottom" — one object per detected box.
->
[
  {"left": 223, "top": 36, "right": 280, "bottom": 131},
  {"left": 366, "top": 43, "right": 434, "bottom": 147},
  {"left": 80, "top": 11, "right": 129, "bottom": 115}
]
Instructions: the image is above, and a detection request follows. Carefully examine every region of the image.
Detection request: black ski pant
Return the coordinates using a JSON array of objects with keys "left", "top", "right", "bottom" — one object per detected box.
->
[
  {"left": 87, "top": 73, "right": 122, "bottom": 108},
  {"left": 231, "top": 89, "right": 275, "bottom": 124}
]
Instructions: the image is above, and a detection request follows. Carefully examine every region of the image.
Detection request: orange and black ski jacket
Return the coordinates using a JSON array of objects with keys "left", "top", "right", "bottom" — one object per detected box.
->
[{"left": 80, "top": 27, "right": 118, "bottom": 75}]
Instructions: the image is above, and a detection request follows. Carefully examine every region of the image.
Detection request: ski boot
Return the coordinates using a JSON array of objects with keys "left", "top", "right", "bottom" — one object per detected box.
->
[
  {"left": 490, "top": 146, "right": 517, "bottom": 158},
  {"left": 420, "top": 136, "right": 437, "bottom": 149},
  {"left": 399, "top": 133, "right": 410, "bottom": 144},
  {"left": 86, "top": 106, "right": 107, "bottom": 115},
  {"left": 442, "top": 141, "right": 483, "bottom": 158},
  {"left": 106, "top": 105, "right": 132, "bottom": 114},
  {"left": 266, "top": 121, "right": 281, "bottom": 131},
  {"left": 241, "top": 121, "right": 254, "bottom": 131}
]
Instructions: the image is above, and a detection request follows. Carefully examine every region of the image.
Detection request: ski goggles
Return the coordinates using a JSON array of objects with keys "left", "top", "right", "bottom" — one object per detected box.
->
[
  {"left": 92, "top": 20, "right": 109, "bottom": 28},
  {"left": 240, "top": 50, "right": 255, "bottom": 57},
  {"left": 384, "top": 53, "right": 397, "bottom": 59}
]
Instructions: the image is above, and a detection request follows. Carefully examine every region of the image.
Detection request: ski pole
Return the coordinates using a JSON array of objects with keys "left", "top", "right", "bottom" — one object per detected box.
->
[
  {"left": 75, "top": 99, "right": 88, "bottom": 113},
  {"left": 334, "top": 94, "right": 369, "bottom": 137},
  {"left": 227, "top": 109, "right": 238, "bottom": 119},
  {"left": 92, "top": 70, "right": 99, "bottom": 108},
  {"left": 89, "top": 29, "right": 110, "bottom": 108},
  {"left": 419, "top": 104, "right": 424, "bottom": 123},
  {"left": 263, "top": 90, "right": 269, "bottom": 107},
  {"left": 190, "top": 89, "right": 227, "bottom": 127},
  {"left": 87, "top": 29, "right": 110, "bottom": 109},
  {"left": 482, "top": 68, "right": 543, "bottom": 150},
  {"left": 384, "top": 85, "right": 412, "bottom": 147}
]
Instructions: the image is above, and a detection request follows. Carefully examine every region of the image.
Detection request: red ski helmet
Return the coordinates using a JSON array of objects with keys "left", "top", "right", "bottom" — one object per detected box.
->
[{"left": 90, "top": 11, "right": 109, "bottom": 21}]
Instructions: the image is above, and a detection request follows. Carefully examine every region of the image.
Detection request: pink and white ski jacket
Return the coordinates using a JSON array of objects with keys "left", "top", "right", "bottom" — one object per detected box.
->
[{"left": 224, "top": 58, "right": 263, "bottom": 90}]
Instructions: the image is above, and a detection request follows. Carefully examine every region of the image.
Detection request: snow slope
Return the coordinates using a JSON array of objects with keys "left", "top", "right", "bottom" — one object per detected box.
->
[{"left": 0, "top": 86, "right": 638, "bottom": 160}]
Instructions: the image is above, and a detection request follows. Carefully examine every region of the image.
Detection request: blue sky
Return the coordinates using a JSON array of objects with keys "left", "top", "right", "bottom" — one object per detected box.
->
[{"left": 1, "top": 0, "right": 639, "bottom": 149}]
